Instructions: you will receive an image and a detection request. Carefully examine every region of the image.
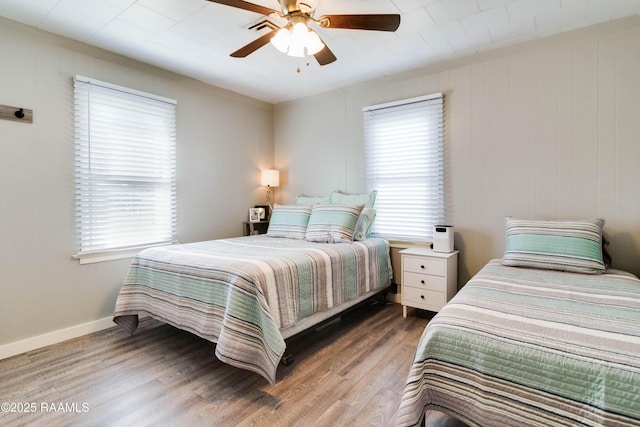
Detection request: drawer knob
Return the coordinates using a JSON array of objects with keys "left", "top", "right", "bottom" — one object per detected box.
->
[
  {"left": 421, "top": 280, "right": 425, "bottom": 284},
  {"left": 420, "top": 265, "right": 425, "bottom": 269},
  {"left": 420, "top": 295, "right": 425, "bottom": 300}
]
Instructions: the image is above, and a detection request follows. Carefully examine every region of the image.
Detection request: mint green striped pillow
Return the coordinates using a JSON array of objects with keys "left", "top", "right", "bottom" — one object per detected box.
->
[
  {"left": 329, "top": 190, "right": 377, "bottom": 208},
  {"left": 502, "top": 217, "right": 605, "bottom": 274},
  {"left": 305, "top": 204, "right": 364, "bottom": 243},
  {"left": 266, "top": 205, "right": 312, "bottom": 239},
  {"left": 296, "top": 194, "right": 330, "bottom": 205}
]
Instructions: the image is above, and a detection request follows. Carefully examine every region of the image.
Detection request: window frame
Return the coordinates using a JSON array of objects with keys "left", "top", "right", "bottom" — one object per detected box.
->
[
  {"left": 73, "top": 75, "right": 177, "bottom": 264},
  {"left": 363, "top": 92, "right": 446, "bottom": 243}
]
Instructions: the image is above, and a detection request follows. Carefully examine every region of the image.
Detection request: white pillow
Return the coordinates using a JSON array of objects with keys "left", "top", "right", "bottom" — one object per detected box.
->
[{"left": 353, "top": 208, "right": 376, "bottom": 240}]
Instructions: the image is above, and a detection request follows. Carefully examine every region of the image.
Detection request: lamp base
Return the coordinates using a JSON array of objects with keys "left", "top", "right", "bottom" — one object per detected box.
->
[{"left": 266, "top": 186, "right": 273, "bottom": 214}]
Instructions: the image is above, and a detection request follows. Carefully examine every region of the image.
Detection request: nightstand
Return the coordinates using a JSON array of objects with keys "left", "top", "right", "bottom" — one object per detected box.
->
[
  {"left": 243, "top": 221, "right": 269, "bottom": 236},
  {"left": 400, "top": 247, "right": 459, "bottom": 317}
]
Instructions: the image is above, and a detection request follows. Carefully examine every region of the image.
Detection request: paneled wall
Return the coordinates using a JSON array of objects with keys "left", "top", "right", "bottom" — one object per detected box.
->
[{"left": 275, "top": 17, "right": 640, "bottom": 284}]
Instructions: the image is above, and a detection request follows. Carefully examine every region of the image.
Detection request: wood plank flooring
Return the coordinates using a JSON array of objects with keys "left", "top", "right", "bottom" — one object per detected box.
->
[{"left": 0, "top": 302, "right": 434, "bottom": 427}]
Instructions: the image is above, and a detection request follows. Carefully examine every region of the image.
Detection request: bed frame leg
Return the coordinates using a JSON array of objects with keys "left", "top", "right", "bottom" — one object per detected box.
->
[
  {"left": 282, "top": 353, "right": 294, "bottom": 366},
  {"left": 370, "top": 291, "right": 389, "bottom": 306}
]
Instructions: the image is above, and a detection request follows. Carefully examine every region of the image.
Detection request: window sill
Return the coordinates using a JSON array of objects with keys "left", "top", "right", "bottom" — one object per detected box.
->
[
  {"left": 73, "top": 242, "right": 176, "bottom": 265},
  {"left": 388, "top": 240, "right": 432, "bottom": 249},
  {"left": 74, "top": 250, "right": 140, "bottom": 265}
]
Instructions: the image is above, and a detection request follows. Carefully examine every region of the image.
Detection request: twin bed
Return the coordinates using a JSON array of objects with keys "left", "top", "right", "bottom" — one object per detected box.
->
[{"left": 396, "top": 218, "right": 640, "bottom": 426}]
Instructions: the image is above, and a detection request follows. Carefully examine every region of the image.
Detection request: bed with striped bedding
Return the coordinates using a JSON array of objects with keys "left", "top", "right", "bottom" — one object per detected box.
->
[
  {"left": 113, "top": 235, "right": 392, "bottom": 384},
  {"left": 395, "top": 259, "right": 640, "bottom": 427}
]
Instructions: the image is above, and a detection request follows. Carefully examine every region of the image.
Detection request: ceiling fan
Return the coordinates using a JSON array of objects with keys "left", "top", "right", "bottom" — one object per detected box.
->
[{"left": 206, "top": 0, "right": 401, "bottom": 66}]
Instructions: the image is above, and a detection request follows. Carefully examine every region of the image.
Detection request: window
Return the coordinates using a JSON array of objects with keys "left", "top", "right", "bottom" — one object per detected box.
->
[
  {"left": 363, "top": 93, "right": 445, "bottom": 242},
  {"left": 73, "top": 76, "right": 177, "bottom": 262}
]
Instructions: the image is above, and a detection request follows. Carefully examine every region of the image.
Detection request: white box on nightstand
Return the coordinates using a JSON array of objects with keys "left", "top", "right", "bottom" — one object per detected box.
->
[{"left": 432, "top": 225, "right": 454, "bottom": 253}]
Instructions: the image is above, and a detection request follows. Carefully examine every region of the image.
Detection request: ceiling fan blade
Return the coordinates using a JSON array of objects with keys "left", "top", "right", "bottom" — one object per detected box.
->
[
  {"left": 205, "top": 0, "right": 278, "bottom": 16},
  {"left": 314, "top": 44, "right": 337, "bottom": 66},
  {"left": 317, "top": 14, "right": 401, "bottom": 32},
  {"left": 230, "top": 29, "right": 278, "bottom": 58}
]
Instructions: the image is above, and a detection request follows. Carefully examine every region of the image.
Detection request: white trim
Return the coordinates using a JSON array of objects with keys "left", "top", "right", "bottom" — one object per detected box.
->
[
  {"left": 73, "top": 74, "right": 177, "bottom": 105},
  {"left": 386, "top": 293, "right": 401, "bottom": 304},
  {"left": 362, "top": 92, "right": 443, "bottom": 112},
  {"left": 76, "top": 250, "right": 138, "bottom": 264},
  {"left": 388, "top": 240, "right": 431, "bottom": 249},
  {"left": 0, "top": 316, "right": 115, "bottom": 360},
  {"left": 74, "top": 241, "right": 178, "bottom": 264}
]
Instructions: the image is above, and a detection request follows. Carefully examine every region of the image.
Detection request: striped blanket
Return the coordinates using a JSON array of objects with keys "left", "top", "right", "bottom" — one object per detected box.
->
[
  {"left": 396, "top": 259, "right": 640, "bottom": 427},
  {"left": 113, "top": 235, "right": 391, "bottom": 384}
]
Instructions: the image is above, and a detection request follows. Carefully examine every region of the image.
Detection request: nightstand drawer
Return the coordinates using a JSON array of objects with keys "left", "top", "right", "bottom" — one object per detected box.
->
[
  {"left": 403, "top": 256, "right": 445, "bottom": 276},
  {"left": 403, "top": 286, "right": 446, "bottom": 310},
  {"left": 403, "top": 271, "right": 446, "bottom": 292}
]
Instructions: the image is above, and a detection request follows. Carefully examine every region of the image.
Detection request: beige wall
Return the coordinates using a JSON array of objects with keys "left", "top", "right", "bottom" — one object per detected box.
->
[
  {"left": 0, "top": 17, "right": 274, "bottom": 349},
  {"left": 275, "top": 17, "right": 640, "bottom": 284}
]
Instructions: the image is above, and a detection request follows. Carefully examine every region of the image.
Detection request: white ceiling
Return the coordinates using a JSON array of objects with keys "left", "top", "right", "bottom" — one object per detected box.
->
[{"left": 1, "top": 0, "right": 639, "bottom": 104}]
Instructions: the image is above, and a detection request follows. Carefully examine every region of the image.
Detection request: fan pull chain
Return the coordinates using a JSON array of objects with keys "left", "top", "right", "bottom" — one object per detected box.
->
[{"left": 296, "top": 59, "right": 311, "bottom": 73}]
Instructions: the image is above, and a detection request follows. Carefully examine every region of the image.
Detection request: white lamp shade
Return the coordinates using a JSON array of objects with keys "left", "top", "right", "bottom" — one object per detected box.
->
[
  {"left": 306, "top": 30, "right": 324, "bottom": 55},
  {"left": 270, "top": 28, "right": 290, "bottom": 53},
  {"left": 287, "top": 22, "right": 308, "bottom": 57},
  {"left": 261, "top": 169, "right": 280, "bottom": 187}
]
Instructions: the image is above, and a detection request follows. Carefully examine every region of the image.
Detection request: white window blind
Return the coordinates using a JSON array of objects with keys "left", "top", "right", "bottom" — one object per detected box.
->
[
  {"left": 363, "top": 93, "right": 445, "bottom": 242},
  {"left": 74, "top": 75, "right": 177, "bottom": 259}
]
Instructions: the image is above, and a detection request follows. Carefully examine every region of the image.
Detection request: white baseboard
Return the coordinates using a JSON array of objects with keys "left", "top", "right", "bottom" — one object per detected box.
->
[
  {"left": 0, "top": 316, "right": 116, "bottom": 360},
  {"left": 386, "top": 292, "right": 401, "bottom": 304}
]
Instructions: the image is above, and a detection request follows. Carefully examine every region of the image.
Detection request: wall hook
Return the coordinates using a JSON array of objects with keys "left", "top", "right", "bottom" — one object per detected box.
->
[{"left": 0, "top": 104, "right": 33, "bottom": 123}]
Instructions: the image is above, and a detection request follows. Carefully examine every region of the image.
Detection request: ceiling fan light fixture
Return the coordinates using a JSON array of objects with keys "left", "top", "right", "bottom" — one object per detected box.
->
[
  {"left": 288, "top": 22, "right": 308, "bottom": 57},
  {"left": 270, "top": 27, "right": 291, "bottom": 53},
  {"left": 270, "top": 21, "right": 325, "bottom": 58},
  {"left": 287, "top": 43, "right": 305, "bottom": 57},
  {"left": 305, "top": 29, "right": 324, "bottom": 55}
]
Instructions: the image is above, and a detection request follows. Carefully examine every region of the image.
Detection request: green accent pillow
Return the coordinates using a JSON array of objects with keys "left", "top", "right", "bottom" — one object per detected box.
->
[
  {"left": 502, "top": 217, "right": 605, "bottom": 274},
  {"left": 296, "top": 194, "right": 330, "bottom": 205},
  {"left": 329, "top": 190, "right": 377, "bottom": 208},
  {"left": 305, "top": 204, "right": 364, "bottom": 243},
  {"left": 266, "top": 205, "right": 312, "bottom": 239}
]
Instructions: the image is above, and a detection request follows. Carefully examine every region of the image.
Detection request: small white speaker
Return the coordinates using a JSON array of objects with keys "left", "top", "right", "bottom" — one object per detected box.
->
[{"left": 433, "top": 225, "right": 454, "bottom": 253}]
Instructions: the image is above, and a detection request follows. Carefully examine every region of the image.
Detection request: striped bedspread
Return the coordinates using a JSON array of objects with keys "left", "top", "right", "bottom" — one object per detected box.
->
[
  {"left": 396, "top": 259, "right": 640, "bottom": 427},
  {"left": 113, "top": 235, "right": 391, "bottom": 384}
]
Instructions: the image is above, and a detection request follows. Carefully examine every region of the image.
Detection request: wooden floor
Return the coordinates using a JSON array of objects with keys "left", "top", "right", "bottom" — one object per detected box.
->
[{"left": 1, "top": 302, "right": 434, "bottom": 427}]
